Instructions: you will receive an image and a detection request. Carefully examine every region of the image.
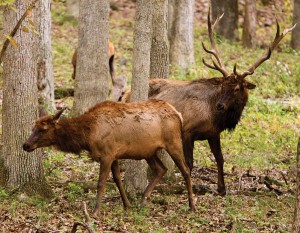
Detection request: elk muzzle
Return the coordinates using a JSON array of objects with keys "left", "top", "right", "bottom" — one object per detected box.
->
[{"left": 23, "top": 142, "right": 36, "bottom": 152}]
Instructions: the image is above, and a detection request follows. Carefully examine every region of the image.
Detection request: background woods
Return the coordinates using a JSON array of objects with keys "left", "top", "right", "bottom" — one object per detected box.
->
[{"left": 0, "top": 0, "right": 299, "bottom": 232}]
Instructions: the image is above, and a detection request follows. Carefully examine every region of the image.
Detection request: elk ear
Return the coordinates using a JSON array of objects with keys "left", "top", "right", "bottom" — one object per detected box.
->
[
  {"left": 52, "top": 107, "right": 66, "bottom": 122},
  {"left": 244, "top": 81, "right": 256, "bottom": 90}
]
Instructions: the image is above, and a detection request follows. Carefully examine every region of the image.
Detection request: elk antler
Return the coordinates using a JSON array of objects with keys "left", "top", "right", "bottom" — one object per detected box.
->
[
  {"left": 202, "top": 8, "right": 230, "bottom": 78},
  {"left": 235, "top": 21, "right": 297, "bottom": 79}
]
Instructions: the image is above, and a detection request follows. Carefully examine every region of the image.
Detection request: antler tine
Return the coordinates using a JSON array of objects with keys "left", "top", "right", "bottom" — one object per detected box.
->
[
  {"left": 202, "top": 8, "right": 229, "bottom": 77},
  {"left": 239, "top": 21, "right": 297, "bottom": 79},
  {"left": 202, "top": 58, "right": 229, "bottom": 77},
  {"left": 212, "top": 13, "right": 224, "bottom": 30},
  {"left": 234, "top": 63, "right": 253, "bottom": 77},
  {"left": 271, "top": 20, "right": 297, "bottom": 50}
]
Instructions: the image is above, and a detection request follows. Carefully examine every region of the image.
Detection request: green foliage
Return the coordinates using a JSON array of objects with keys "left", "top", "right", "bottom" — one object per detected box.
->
[
  {"left": 0, "top": 188, "right": 9, "bottom": 199},
  {"left": 0, "top": 0, "right": 15, "bottom": 7},
  {"left": 51, "top": 0, "right": 78, "bottom": 26},
  {"left": 66, "top": 183, "right": 84, "bottom": 201}
]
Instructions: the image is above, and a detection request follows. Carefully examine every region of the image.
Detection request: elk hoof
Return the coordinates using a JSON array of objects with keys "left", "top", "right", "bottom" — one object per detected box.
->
[
  {"left": 91, "top": 206, "right": 100, "bottom": 217},
  {"left": 217, "top": 188, "right": 226, "bottom": 196},
  {"left": 124, "top": 203, "right": 131, "bottom": 210},
  {"left": 190, "top": 204, "right": 196, "bottom": 212}
]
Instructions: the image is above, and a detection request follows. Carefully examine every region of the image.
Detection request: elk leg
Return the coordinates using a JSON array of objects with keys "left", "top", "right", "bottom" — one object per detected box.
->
[
  {"left": 111, "top": 160, "right": 131, "bottom": 209},
  {"left": 166, "top": 147, "right": 196, "bottom": 211},
  {"left": 141, "top": 155, "right": 167, "bottom": 206},
  {"left": 92, "top": 160, "right": 112, "bottom": 215},
  {"left": 208, "top": 136, "right": 226, "bottom": 196},
  {"left": 183, "top": 135, "right": 195, "bottom": 172}
]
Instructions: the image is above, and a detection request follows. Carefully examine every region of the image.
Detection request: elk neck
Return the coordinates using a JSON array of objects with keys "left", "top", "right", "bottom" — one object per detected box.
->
[
  {"left": 53, "top": 116, "right": 91, "bottom": 154},
  {"left": 213, "top": 95, "right": 248, "bottom": 132}
]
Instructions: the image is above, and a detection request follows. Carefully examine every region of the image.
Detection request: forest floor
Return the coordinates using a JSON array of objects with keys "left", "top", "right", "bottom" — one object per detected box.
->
[{"left": 0, "top": 0, "right": 300, "bottom": 232}]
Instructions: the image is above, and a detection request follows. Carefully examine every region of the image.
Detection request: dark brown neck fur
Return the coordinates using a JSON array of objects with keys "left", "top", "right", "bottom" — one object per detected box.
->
[
  {"left": 54, "top": 117, "right": 91, "bottom": 154},
  {"left": 214, "top": 101, "right": 246, "bottom": 132}
]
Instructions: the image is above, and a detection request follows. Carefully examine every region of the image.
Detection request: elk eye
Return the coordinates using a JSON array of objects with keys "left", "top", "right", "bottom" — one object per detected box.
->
[{"left": 39, "top": 127, "right": 48, "bottom": 132}]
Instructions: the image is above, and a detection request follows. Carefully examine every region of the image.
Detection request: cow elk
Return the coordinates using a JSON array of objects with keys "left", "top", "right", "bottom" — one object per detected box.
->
[
  {"left": 23, "top": 100, "right": 196, "bottom": 215},
  {"left": 122, "top": 10, "right": 296, "bottom": 195}
]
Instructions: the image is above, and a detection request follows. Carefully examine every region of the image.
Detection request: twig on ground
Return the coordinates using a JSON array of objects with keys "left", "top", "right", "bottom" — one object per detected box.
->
[
  {"left": 260, "top": 176, "right": 283, "bottom": 195},
  {"left": 71, "top": 202, "right": 95, "bottom": 233},
  {"left": 280, "top": 171, "right": 288, "bottom": 185}
]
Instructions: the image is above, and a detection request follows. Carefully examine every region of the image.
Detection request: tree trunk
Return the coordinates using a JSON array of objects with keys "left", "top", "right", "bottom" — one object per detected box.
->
[
  {"left": 242, "top": 0, "right": 256, "bottom": 48},
  {"left": 168, "top": 0, "right": 175, "bottom": 41},
  {"left": 36, "top": 0, "right": 55, "bottom": 113},
  {"left": 211, "top": 0, "right": 238, "bottom": 41},
  {"left": 72, "top": 0, "right": 110, "bottom": 116},
  {"left": 150, "top": 0, "right": 169, "bottom": 79},
  {"left": 292, "top": 136, "right": 300, "bottom": 232},
  {"left": 169, "top": 0, "right": 195, "bottom": 71},
  {"left": 67, "top": 0, "right": 79, "bottom": 19},
  {"left": 150, "top": 0, "right": 175, "bottom": 178},
  {"left": 291, "top": 0, "right": 300, "bottom": 49},
  {"left": 0, "top": 0, "right": 52, "bottom": 197},
  {"left": 124, "top": 0, "right": 152, "bottom": 196}
]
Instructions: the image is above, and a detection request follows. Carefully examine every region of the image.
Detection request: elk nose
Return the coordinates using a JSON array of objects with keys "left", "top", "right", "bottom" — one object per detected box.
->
[
  {"left": 23, "top": 143, "right": 30, "bottom": 151},
  {"left": 216, "top": 103, "right": 225, "bottom": 111}
]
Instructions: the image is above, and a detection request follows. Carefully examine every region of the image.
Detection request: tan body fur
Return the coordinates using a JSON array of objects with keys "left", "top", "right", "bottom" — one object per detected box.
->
[{"left": 23, "top": 100, "right": 195, "bottom": 215}]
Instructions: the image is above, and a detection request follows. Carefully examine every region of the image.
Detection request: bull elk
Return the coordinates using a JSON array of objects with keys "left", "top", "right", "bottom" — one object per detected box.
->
[
  {"left": 23, "top": 100, "right": 196, "bottom": 215},
  {"left": 122, "top": 10, "right": 296, "bottom": 195},
  {"left": 72, "top": 41, "right": 126, "bottom": 101}
]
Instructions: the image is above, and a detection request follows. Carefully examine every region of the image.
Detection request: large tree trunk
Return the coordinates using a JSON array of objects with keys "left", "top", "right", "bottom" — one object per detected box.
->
[
  {"left": 169, "top": 0, "right": 195, "bottom": 71},
  {"left": 211, "top": 0, "right": 238, "bottom": 41},
  {"left": 150, "top": 0, "right": 174, "bottom": 178},
  {"left": 292, "top": 137, "right": 300, "bottom": 232},
  {"left": 36, "top": 0, "right": 55, "bottom": 113},
  {"left": 72, "top": 0, "right": 110, "bottom": 116},
  {"left": 291, "top": 0, "right": 300, "bottom": 49},
  {"left": 0, "top": 0, "right": 52, "bottom": 197},
  {"left": 124, "top": 0, "right": 152, "bottom": 196},
  {"left": 242, "top": 0, "right": 256, "bottom": 48}
]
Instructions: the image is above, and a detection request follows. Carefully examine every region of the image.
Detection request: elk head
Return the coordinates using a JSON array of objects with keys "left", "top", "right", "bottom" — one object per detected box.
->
[
  {"left": 202, "top": 8, "right": 296, "bottom": 112},
  {"left": 23, "top": 108, "right": 66, "bottom": 152}
]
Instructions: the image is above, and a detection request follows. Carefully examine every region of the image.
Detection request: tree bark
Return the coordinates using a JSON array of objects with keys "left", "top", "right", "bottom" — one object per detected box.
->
[
  {"left": 242, "top": 0, "right": 256, "bottom": 48},
  {"left": 211, "top": 0, "right": 238, "bottom": 41},
  {"left": 124, "top": 0, "right": 152, "bottom": 196},
  {"left": 292, "top": 136, "right": 300, "bottom": 232},
  {"left": 150, "top": 0, "right": 175, "bottom": 178},
  {"left": 169, "top": 0, "right": 195, "bottom": 71},
  {"left": 167, "top": 0, "right": 175, "bottom": 41},
  {"left": 0, "top": 0, "right": 52, "bottom": 197},
  {"left": 72, "top": 0, "right": 110, "bottom": 116},
  {"left": 36, "top": 0, "right": 55, "bottom": 113},
  {"left": 291, "top": 0, "right": 300, "bottom": 49},
  {"left": 150, "top": 0, "right": 169, "bottom": 79}
]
